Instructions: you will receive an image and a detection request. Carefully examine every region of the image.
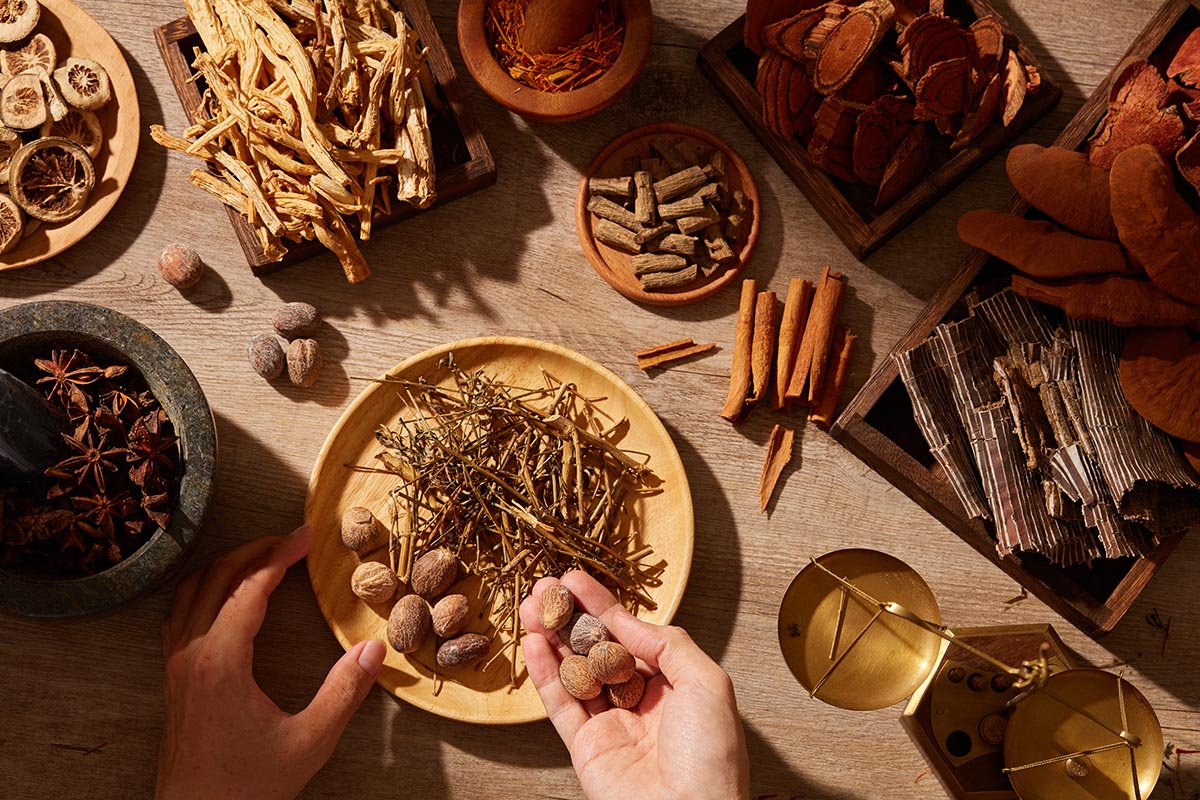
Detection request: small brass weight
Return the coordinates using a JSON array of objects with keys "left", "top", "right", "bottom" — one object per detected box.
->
[{"left": 777, "top": 550, "right": 1164, "bottom": 800}]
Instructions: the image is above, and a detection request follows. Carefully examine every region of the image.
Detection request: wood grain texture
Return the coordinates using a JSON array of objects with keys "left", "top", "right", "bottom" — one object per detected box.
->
[
  {"left": 831, "top": 0, "right": 1199, "bottom": 640},
  {"left": 0, "top": 1, "right": 1197, "bottom": 799},
  {"left": 305, "top": 336, "right": 693, "bottom": 724}
]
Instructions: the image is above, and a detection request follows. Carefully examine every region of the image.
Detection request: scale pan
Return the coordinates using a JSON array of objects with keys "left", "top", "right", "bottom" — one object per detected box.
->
[
  {"left": 777, "top": 549, "right": 943, "bottom": 711},
  {"left": 1005, "top": 669, "right": 1163, "bottom": 800}
]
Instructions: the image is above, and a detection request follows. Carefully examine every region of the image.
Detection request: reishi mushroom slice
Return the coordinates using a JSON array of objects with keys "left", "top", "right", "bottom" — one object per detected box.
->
[
  {"left": 1005, "top": 144, "right": 1117, "bottom": 241},
  {"left": 958, "top": 209, "right": 1134, "bottom": 278},
  {"left": 1119, "top": 326, "right": 1200, "bottom": 442}
]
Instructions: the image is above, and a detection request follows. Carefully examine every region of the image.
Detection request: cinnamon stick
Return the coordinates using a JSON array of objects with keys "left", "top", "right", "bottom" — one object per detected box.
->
[
  {"left": 786, "top": 266, "right": 847, "bottom": 405},
  {"left": 759, "top": 424, "right": 795, "bottom": 513},
  {"left": 773, "top": 278, "right": 815, "bottom": 409},
  {"left": 636, "top": 339, "right": 717, "bottom": 370},
  {"left": 810, "top": 327, "right": 857, "bottom": 428},
  {"left": 749, "top": 290, "right": 778, "bottom": 405},
  {"left": 721, "top": 279, "right": 758, "bottom": 421}
]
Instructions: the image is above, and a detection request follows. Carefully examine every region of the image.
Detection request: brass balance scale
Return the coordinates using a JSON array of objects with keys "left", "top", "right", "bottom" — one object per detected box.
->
[{"left": 778, "top": 549, "right": 1164, "bottom": 800}]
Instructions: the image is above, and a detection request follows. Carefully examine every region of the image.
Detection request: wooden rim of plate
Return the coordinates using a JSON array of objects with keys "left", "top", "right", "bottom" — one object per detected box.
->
[
  {"left": 305, "top": 336, "right": 695, "bottom": 724},
  {"left": 575, "top": 122, "right": 761, "bottom": 307},
  {"left": 457, "top": 0, "right": 652, "bottom": 123},
  {"left": 0, "top": 0, "right": 140, "bottom": 271}
]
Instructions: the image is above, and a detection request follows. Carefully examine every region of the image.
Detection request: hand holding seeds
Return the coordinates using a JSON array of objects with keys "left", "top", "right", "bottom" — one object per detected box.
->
[{"left": 519, "top": 571, "right": 750, "bottom": 800}]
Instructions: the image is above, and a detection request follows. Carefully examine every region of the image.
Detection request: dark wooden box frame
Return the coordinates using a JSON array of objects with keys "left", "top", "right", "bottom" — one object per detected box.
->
[
  {"left": 697, "top": 2, "right": 1062, "bottom": 260},
  {"left": 154, "top": 0, "right": 496, "bottom": 276},
  {"left": 829, "top": 0, "right": 1200, "bottom": 638}
]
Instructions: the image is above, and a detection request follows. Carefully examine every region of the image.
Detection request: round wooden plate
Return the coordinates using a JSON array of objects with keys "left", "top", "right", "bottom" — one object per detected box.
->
[
  {"left": 0, "top": 0, "right": 140, "bottom": 271},
  {"left": 305, "top": 337, "right": 694, "bottom": 724},
  {"left": 575, "top": 122, "right": 760, "bottom": 307}
]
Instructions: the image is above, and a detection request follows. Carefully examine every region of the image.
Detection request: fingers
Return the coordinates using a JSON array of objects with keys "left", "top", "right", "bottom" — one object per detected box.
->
[
  {"left": 175, "top": 534, "right": 287, "bottom": 645},
  {"left": 296, "top": 639, "right": 386, "bottom": 761},
  {"left": 211, "top": 525, "right": 312, "bottom": 653},
  {"left": 560, "top": 570, "right": 721, "bottom": 688},
  {"left": 522, "top": 632, "right": 589, "bottom": 749},
  {"left": 162, "top": 562, "right": 210, "bottom": 654}
]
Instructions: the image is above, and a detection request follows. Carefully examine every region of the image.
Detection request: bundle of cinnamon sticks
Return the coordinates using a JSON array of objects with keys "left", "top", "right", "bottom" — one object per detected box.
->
[
  {"left": 721, "top": 269, "right": 857, "bottom": 427},
  {"left": 720, "top": 270, "right": 857, "bottom": 513}
]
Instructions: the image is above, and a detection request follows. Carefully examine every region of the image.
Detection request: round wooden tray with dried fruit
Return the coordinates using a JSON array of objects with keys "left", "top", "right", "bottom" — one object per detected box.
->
[
  {"left": 0, "top": 0, "right": 138, "bottom": 271},
  {"left": 306, "top": 337, "right": 694, "bottom": 724},
  {"left": 576, "top": 122, "right": 760, "bottom": 307}
]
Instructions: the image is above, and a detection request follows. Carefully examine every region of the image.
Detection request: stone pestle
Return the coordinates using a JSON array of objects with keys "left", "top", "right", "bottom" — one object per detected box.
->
[{"left": 0, "top": 367, "right": 71, "bottom": 484}]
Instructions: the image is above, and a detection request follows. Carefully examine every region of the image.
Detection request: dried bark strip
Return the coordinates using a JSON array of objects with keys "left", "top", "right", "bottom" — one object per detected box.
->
[
  {"left": 758, "top": 424, "right": 795, "bottom": 514},
  {"left": 721, "top": 279, "right": 758, "bottom": 421},
  {"left": 593, "top": 218, "right": 640, "bottom": 253},
  {"left": 588, "top": 176, "right": 633, "bottom": 198},
  {"left": 636, "top": 340, "right": 717, "bottom": 371},
  {"left": 633, "top": 170, "right": 656, "bottom": 225},
  {"left": 810, "top": 326, "right": 856, "bottom": 428},
  {"left": 653, "top": 166, "right": 708, "bottom": 203},
  {"left": 786, "top": 266, "right": 847, "bottom": 404},
  {"left": 631, "top": 253, "right": 688, "bottom": 276},
  {"left": 749, "top": 290, "right": 779, "bottom": 405},
  {"left": 588, "top": 195, "right": 641, "bottom": 230},
  {"left": 773, "top": 278, "right": 815, "bottom": 409},
  {"left": 642, "top": 264, "right": 699, "bottom": 291}
]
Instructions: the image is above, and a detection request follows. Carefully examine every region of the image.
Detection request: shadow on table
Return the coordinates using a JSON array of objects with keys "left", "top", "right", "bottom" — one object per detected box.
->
[{"left": 746, "top": 721, "right": 861, "bottom": 800}]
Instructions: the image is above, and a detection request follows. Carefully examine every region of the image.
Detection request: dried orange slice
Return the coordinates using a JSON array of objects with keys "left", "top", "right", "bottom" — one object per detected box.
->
[
  {"left": 0, "top": 191, "right": 23, "bottom": 253},
  {"left": 0, "top": 0, "right": 39, "bottom": 44},
  {"left": 0, "top": 125, "right": 19, "bottom": 183},
  {"left": 8, "top": 136, "right": 95, "bottom": 223},
  {"left": 40, "top": 108, "right": 102, "bottom": 158},
  {"left": 0, "top": 32, "right": 55, "bottom": 75},
  {"left": 53, "top": 57, "right": 111, "bottom": 111}
]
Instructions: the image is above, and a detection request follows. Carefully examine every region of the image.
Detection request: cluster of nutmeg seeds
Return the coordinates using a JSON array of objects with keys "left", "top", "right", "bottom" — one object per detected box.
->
[
  {"left": 340, "top": 506, "right": 492, "bottom": 670},
  {"left": 247, "top": 302, "right": 323, "bottom": 388},
  {"left": 540, "top": 585, "right": 646, "bottom": 710}
]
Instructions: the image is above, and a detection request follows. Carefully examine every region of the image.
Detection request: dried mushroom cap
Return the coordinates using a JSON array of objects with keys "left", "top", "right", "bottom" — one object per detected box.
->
[
  {"left": 40, "top": 108, "right": 102, "bottom": 159},
  {"left": 8, "top": 136, "right": 96, "bottom": 222},
  {"left": 0, "top": 191, "right": 23, "bottom": 254},
  {"left": 53, "top": 56, "right": 110, "bottom": 111},
  {"left": 1119, "top": 327, "right": 1200, "bottom": 442},
  {"left": 0, "top": 71, "right": 45, "bottom": 129},
  {"left": 0, "top": 33, "right": 55, "bottom": 75},
  {"left": 0, "top": 0, "right": 39, "bottom": 44}
]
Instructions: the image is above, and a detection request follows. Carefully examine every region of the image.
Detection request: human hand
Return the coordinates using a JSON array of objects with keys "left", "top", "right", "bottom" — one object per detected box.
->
[
  {"left": 519, "top": 571, "right": 750, "bottom": 800},
  {"left": 157, "top": 524, "right": 386, "bottom": 800}
]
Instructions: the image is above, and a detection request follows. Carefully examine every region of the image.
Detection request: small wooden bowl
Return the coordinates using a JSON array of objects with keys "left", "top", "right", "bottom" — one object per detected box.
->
[
  {"left": 576, "top": 122, "right": 761, "bottom": 307},
  {"left": 0, "top": 0, "right": 140, "bottom": 271},
  {"left": 457, "top": 0, "right": 652, "bottom": 123}
]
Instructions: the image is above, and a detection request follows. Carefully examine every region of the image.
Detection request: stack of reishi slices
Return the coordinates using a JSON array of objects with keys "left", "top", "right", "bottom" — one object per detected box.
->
[{"left": 0, "top": 0, "right": 111, "bottom": 255}]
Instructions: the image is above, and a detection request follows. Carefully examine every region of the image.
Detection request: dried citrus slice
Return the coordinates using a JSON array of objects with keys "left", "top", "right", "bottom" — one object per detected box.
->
[
  {"left": 40, "top": 108, "right": 101, "bottom": 158},
  {"left": 0, "top": 0, "right": 39, "bottom": 44},
  {"left": 0, "top": 191, "right": 23, "bottom": 253},
  {"left": 53, "top": 56, "right": 110, "bottom": 111},
  {"left": 0, "top": 71, "right": 46, "bottom": 129},
  {"left": 0, "top": 125, "right": 19, "bottom": 183},
  {"left": 0, "top": 32, "right": 55, "bottom": 74},
  {"left": 8, "top": 136, "right": 95, "bottom": 223}
]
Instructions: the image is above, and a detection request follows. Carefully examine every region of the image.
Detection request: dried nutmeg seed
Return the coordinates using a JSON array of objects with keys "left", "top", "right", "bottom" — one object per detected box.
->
[
  {"left": 606, "top": 670, "right": 646, "bottom": 709},
  {"left": 566, "top": 612, "right": 610, "bottom": 655},
  {"left": 559, "top": 654, "right": 602, "bottom": 700},
  {"left": 587, "top": 640, "right": 636, "bottom": 684},
  {"left": 157, "top": 243, "right": 205, "bottom": 289},
  {"left": 247, "top": 334, "right": 285, "bottom": 380},
  {"left": 538, "top": 584, "right": 574, "bottom": 632},
  {"left": 287, "top": 338, "right": 321, "bottom": 388},
  {"left": 436, "top": 633, "right": 492, "bottom": 668},
  {"left": 410, "top": 547, "right": 458, "bottom": 599},
  {"left": 340, "top": 506, "right": 381, "bottom": 553},
  {"left": 432, "top": 593, "right": 470, "bottom": 638},
  {"left": 350, "top": 562, "right": 397, "bottom": 604},
  {"left": 272, "top": 301, "right": 320, "bottom": 339},
  {"left": 386, "top": 593, "right": 431, "bottom": 654}
]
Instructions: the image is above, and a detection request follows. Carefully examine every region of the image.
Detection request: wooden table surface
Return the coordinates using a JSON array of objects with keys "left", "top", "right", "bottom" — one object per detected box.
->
[{"left": 2, "top": 1, "right": 1198, "bottom": 798}]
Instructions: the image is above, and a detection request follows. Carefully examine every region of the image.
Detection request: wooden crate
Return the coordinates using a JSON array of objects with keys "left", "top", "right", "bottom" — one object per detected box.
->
[
  {"left": 697, "top": 3, "right": 1063, "bottom": 260},
  {"left": 154, "top": 1, "right": 496, "bottom": 276},
  {"left": 830, "top": 0, "right": 1200, "bottom": 638}
]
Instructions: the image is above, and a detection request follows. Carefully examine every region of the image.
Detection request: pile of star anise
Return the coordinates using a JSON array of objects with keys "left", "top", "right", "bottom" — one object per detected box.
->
[{"left": 0, "top": 349, "right": 181, "bottom": 575}]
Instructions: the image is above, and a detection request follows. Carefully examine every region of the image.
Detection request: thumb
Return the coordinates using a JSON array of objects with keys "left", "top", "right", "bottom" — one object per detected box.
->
[{"left": 297, "top": 639, "right": 386, "bottom": 759}]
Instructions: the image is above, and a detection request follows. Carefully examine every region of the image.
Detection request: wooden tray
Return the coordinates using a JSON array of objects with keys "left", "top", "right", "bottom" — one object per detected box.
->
[
  {"left": 829, "top": 0, "right": 1200, "bottom": 639},
  {"left": 154, "top": 0, "right": 496, "bottom": 276},
  {"left": 305, "top": 337, "right": 694, "bottom": 724},
  {"left": 697, "top": 3, "right": 1063, "bottom": 260},
  {"left": 0, "top": 0, "right": 139, "bottom": 271},
  {"left": 575, "top": 122, "right": 761, "bottom": 306}
]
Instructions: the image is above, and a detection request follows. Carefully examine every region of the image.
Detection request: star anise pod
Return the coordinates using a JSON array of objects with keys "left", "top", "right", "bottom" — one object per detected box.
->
[
  {"left": 45, "top": 429, "right": 127, "bottom": 493},
  {"left": 71, "top": 491, "right": 135, "bottom": 540},
  {"left": 139, "top": 475, "right": 174, "bottom": 530},
  {"left": 16, "top": 509, "right": 76, "bottom": 542},
  {"left": 34, "top": 350, "right": 103, "bottom": 413},
  {"left": 127, "top": 411, "right": 178, "bottom": 488}
]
